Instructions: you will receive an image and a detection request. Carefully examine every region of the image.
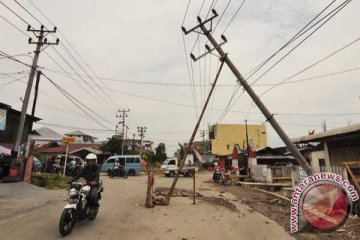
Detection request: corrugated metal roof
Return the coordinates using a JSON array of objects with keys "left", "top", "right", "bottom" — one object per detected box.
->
[
  {"left": 291, "top": 123, "right": 360, "bottom": 143},
  {"left": 32, "top": 127, "right": 63, "bottom": 139}
]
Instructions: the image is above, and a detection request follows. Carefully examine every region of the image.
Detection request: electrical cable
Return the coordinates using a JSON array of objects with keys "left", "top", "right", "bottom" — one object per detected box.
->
[
  {"left": 27, "top": 0, "right": 144, "bottom": 127},
  {"left": 249, "top": 0, "right": 352, "bottom": 87},
  {"left": 0, "top": 0, "right": 30, "bottom": 25},
  {"left": 0, "top": 14, "right": 30, "bottom": 37},
  {"left": 42, "top": 72, "right": 114, "bottom": 129},
  {"left": 13, "top": 0, "right": 42, "bottom": 25},
  {"left": 219, "top": 0, "right": 351, "bottom": 122},
  {"left": 259, "top": 35, "right": 360, "bottom": 97},
  {"left": 221, "top": 0, "right": 246, "bottom": 35}
]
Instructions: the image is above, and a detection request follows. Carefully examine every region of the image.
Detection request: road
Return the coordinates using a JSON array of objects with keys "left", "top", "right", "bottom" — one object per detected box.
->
[{"left": 0, "top": 172, "right": 293, "bottom": 240}]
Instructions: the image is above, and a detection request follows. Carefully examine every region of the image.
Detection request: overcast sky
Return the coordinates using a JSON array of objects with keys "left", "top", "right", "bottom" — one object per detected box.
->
[{"left": 1, "top": 0, "right": 359, "bottom": 155}]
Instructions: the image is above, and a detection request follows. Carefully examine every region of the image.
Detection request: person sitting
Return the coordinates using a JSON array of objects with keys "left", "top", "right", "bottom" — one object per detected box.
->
[{"left": 69, "top": 153, "right": 100, "bottom": 212}]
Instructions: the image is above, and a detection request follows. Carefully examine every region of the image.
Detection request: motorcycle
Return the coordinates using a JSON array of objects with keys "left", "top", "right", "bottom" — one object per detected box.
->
[
  {"left": 59, "top": 181, "right": 103, "bottom": 236},
  {"left": 65, "top": 162, "right": 83, "bottom": 177},
  {"left": 213, "top": 168, "right": 232, "bottom": 186},
  {"left": 44, "top": 163, "right": 61, "bottom": 174},
  {"left": 107, "top": 166, "right": 128, "bottom": 179},
  {"left": 219, "top": 170, "right": 233, "bottom": 186}
]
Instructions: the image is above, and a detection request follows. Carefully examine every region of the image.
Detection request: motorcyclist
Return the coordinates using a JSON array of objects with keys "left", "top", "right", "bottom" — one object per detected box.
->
[
  {"left": 69, "top": 153, "right": 100, "bottom": 211},
  {"left": 114, "top": 159, "right": 120, "bottom": 174},
  {"left": 213, "top": 162, "right": 221, "bottom": 181}
]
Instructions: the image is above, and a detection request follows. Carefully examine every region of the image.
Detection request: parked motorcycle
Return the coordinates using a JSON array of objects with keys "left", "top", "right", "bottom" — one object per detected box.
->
[
  {"left": 213, "top": 168, "right": 232, "bottom": 186},
  {"left": 107, "top": 166, "right": 128, "bottom": 179},
  {"left": 59, "top": 181, "right": 103, "bottom": 236},
  {"left": 44, "top": 163, "right": 61, "bottom": 174},
  {"left": 65, "top": 162, "right": 83, "bottom": 177}
]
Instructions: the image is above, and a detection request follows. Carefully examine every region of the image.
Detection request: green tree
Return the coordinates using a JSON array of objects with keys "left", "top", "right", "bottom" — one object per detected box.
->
[
  {"left": 153, "top": 143, "right": 167, "bottom": 163},
  {"left": 175, "top": 143, "right": 185, "bottom": 159},
  {"left": 100, "top": 137, "right": 121, "bottom": 155}
]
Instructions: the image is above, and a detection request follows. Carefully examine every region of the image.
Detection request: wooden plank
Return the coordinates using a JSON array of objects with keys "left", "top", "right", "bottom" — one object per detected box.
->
[
  {"left": 254, "top": 188, "right": 291, "bottom": 202},
  {"left": 236, "top": 181, "right": 292, "bottom": 187},
  {"left": 273, "top": 177, "right": 292, "bottom": 180},
  {"left": 343, "top": 162, "right": 360, "bottom": 192}
]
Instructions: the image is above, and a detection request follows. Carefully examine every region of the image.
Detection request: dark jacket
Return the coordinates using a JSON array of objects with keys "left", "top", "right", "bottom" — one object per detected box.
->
[{"left": 71, "top": 164, "right": 99, "bottom": 184}]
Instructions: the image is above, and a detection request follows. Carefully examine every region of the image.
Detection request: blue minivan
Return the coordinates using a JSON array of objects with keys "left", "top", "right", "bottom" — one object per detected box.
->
[{"left": 100, "top": 155, "right": 142, "bottom": 176}]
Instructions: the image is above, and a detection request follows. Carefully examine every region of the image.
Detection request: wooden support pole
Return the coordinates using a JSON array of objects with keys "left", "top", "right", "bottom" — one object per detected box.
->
[{"left": 193, "top": 169, "right": 196, "bottom": 205}]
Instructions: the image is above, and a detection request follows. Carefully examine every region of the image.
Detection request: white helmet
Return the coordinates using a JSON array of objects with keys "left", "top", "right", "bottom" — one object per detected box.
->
[
  {"left": 85, "top": 153, "right": 97, "bottom": 162},
  {"left": 214, "top": 162, "right": 218, "bottom": 166}
]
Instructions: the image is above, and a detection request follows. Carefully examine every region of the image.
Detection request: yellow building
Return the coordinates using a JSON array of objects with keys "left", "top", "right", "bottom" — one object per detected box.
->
[{"left": 209, "top": 123, "right": 267, "bottom": 156}]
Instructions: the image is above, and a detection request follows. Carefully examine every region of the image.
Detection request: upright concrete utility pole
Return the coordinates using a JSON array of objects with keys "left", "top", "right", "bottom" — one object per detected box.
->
[
  {"left": 15, "top": 25, "right": 59, "bottom": 157},
  {"left": 132, "top": 133, "right": 136, "bottom": 154},
  {"left": 200, "top": 130, "right": 206, "bottom": 160},
  {"left": 137, "top": 126, "right": 147, "bottom": 156},
  {"left": 116, "top": 109, "right": 130, "bottom": 155},
  {"left": 182, "top": 10, "right": 313, "bottom": 176}
]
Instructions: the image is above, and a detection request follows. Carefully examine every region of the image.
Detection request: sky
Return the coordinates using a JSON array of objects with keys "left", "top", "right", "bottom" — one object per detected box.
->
[{"left": 1, "top": 0, "right": 359, "bottom": 156}]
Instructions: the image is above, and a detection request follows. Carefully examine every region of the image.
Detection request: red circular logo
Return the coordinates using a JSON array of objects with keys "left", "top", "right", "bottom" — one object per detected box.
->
[{"left": 301, "top": 183, "right": 350, "bottom": 230}]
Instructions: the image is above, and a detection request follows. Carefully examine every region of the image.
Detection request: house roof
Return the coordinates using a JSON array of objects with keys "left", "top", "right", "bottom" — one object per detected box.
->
[
  {"left": 0, "top": 102, "right": 41, "bottom": 121},
  {"left": 31, "top": 127, "right": 63, "bottom": 139},
  {"left": 69, "top": 147, "right": 102, "bottom": 155},
  {"left": 65, "top": 130, "right": 96, "bottom": 139},
  {"left": 41, "top": 143, "right": 102, "bottom": 154},
  {"left": 291, "top": 123, "right": 360, "bottom": 143}
]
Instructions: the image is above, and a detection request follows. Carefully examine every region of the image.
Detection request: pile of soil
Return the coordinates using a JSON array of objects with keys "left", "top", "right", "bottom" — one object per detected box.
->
[{"left": 200, "top": 196, "right": 238, "bottom": 212}]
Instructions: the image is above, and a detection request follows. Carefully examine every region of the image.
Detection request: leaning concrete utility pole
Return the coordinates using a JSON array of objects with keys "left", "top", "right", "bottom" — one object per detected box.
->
[
  {"left": 15, "top": 25, "right": 58, "bottom": 158},
  {"left": 167, "top": 58, "right": 227, "bottom": 203},
  {"left": 182, "top": 10, "right": 313, "bottom": 176}
]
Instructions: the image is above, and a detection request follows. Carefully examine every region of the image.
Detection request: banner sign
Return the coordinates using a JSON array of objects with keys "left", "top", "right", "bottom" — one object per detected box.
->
[{"left": 0, "top": 109, "right": 7, "bottom": 131}]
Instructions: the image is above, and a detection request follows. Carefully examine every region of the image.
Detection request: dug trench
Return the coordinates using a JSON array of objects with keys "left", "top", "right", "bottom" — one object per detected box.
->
[{"left": 208, "top": 180, "right": 360, "bottom": 240}]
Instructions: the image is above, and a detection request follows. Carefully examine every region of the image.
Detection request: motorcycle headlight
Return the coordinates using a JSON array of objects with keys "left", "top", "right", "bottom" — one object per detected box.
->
[{"left": 68, "top": 188, "right": 77, "bottom": 197}]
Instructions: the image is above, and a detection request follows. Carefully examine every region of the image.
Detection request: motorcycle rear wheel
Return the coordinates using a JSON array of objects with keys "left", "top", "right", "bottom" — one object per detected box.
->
[{"left": 59, "top": 208, "right": 76, "bottom": 236}]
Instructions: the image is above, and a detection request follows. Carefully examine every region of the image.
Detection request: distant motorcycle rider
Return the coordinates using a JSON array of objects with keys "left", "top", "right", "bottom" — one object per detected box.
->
[{"left": 69, "top": 153, "right": 100, "bottom": 211}]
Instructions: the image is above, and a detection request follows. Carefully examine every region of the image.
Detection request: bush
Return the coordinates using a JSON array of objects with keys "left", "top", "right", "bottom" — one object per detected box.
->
[{"left": 31, "top": 173, "right": 70, "bottom": 189}]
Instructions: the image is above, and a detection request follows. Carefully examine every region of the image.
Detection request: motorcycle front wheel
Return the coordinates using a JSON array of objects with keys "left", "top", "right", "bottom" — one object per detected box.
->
[
  {"left": 123, "top": 171, "right": 128, "bottom": 179},
  {"left": 59, "top": 208, "right": 76, "bottom": 236},
  {"left": 107, "top": 170, "right": 114, "bottom": 178},
  {"left": 88, "top": 207, "right": 98, "bottom": 221},
  {"left": 223, "top": 178, "right": 232, "bottom": 186}
]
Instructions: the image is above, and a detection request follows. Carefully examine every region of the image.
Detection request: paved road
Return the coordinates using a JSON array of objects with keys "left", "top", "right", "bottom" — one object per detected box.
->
[{"left": 0, "top": 172, "right": 293, "bottom": 240}]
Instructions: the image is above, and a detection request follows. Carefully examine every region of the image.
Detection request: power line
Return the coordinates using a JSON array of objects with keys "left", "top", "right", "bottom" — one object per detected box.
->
[
  {"left": 36, "top": 122, "right": 113, "bottom": 133},
  {"left": 0, "top": 0, "right": 30, "bottom": 25},
  {"left": 0, "top": 14, "right": 30, "bottom": 37},
  {"left": 221, "top": 0, "right": 246, "bottom": 34},
  {"left": 224, "top": 0, "right": 341, "bottom": 118},
  {"left": 13, "top": 0, "right": 42, "bottom": 25},
  {"left": 26, "top": 0, "right": 143, "bottom": 126},
  {"left": 181, "top": 0, "right": 191, "bottom": 25},
  {"left": 47, "top": 48, "right": 115, "bottom": 112},
  {"left": 260, "top": 35, "right": 360, "bottom": 97},
  {"left": 249, "top": 0, "right": 352, "bottom": 87},
  {"left": 41, "top": 72, "right": 114, "bottom": 130},
  {"left": 223, "top": 0, "right": 340, "bottom": 116},
  {"left": 211, "top": 0, "right": 232, "bottom": 34},
  {"left": 218, "top": 0, "right": 351, "bottom": 121},
  {"left": 44, "top": 50, "right": 113, "bottom": 112},
  {"left": 3, "top": 51, "right": 359, "bottom": 119}
]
